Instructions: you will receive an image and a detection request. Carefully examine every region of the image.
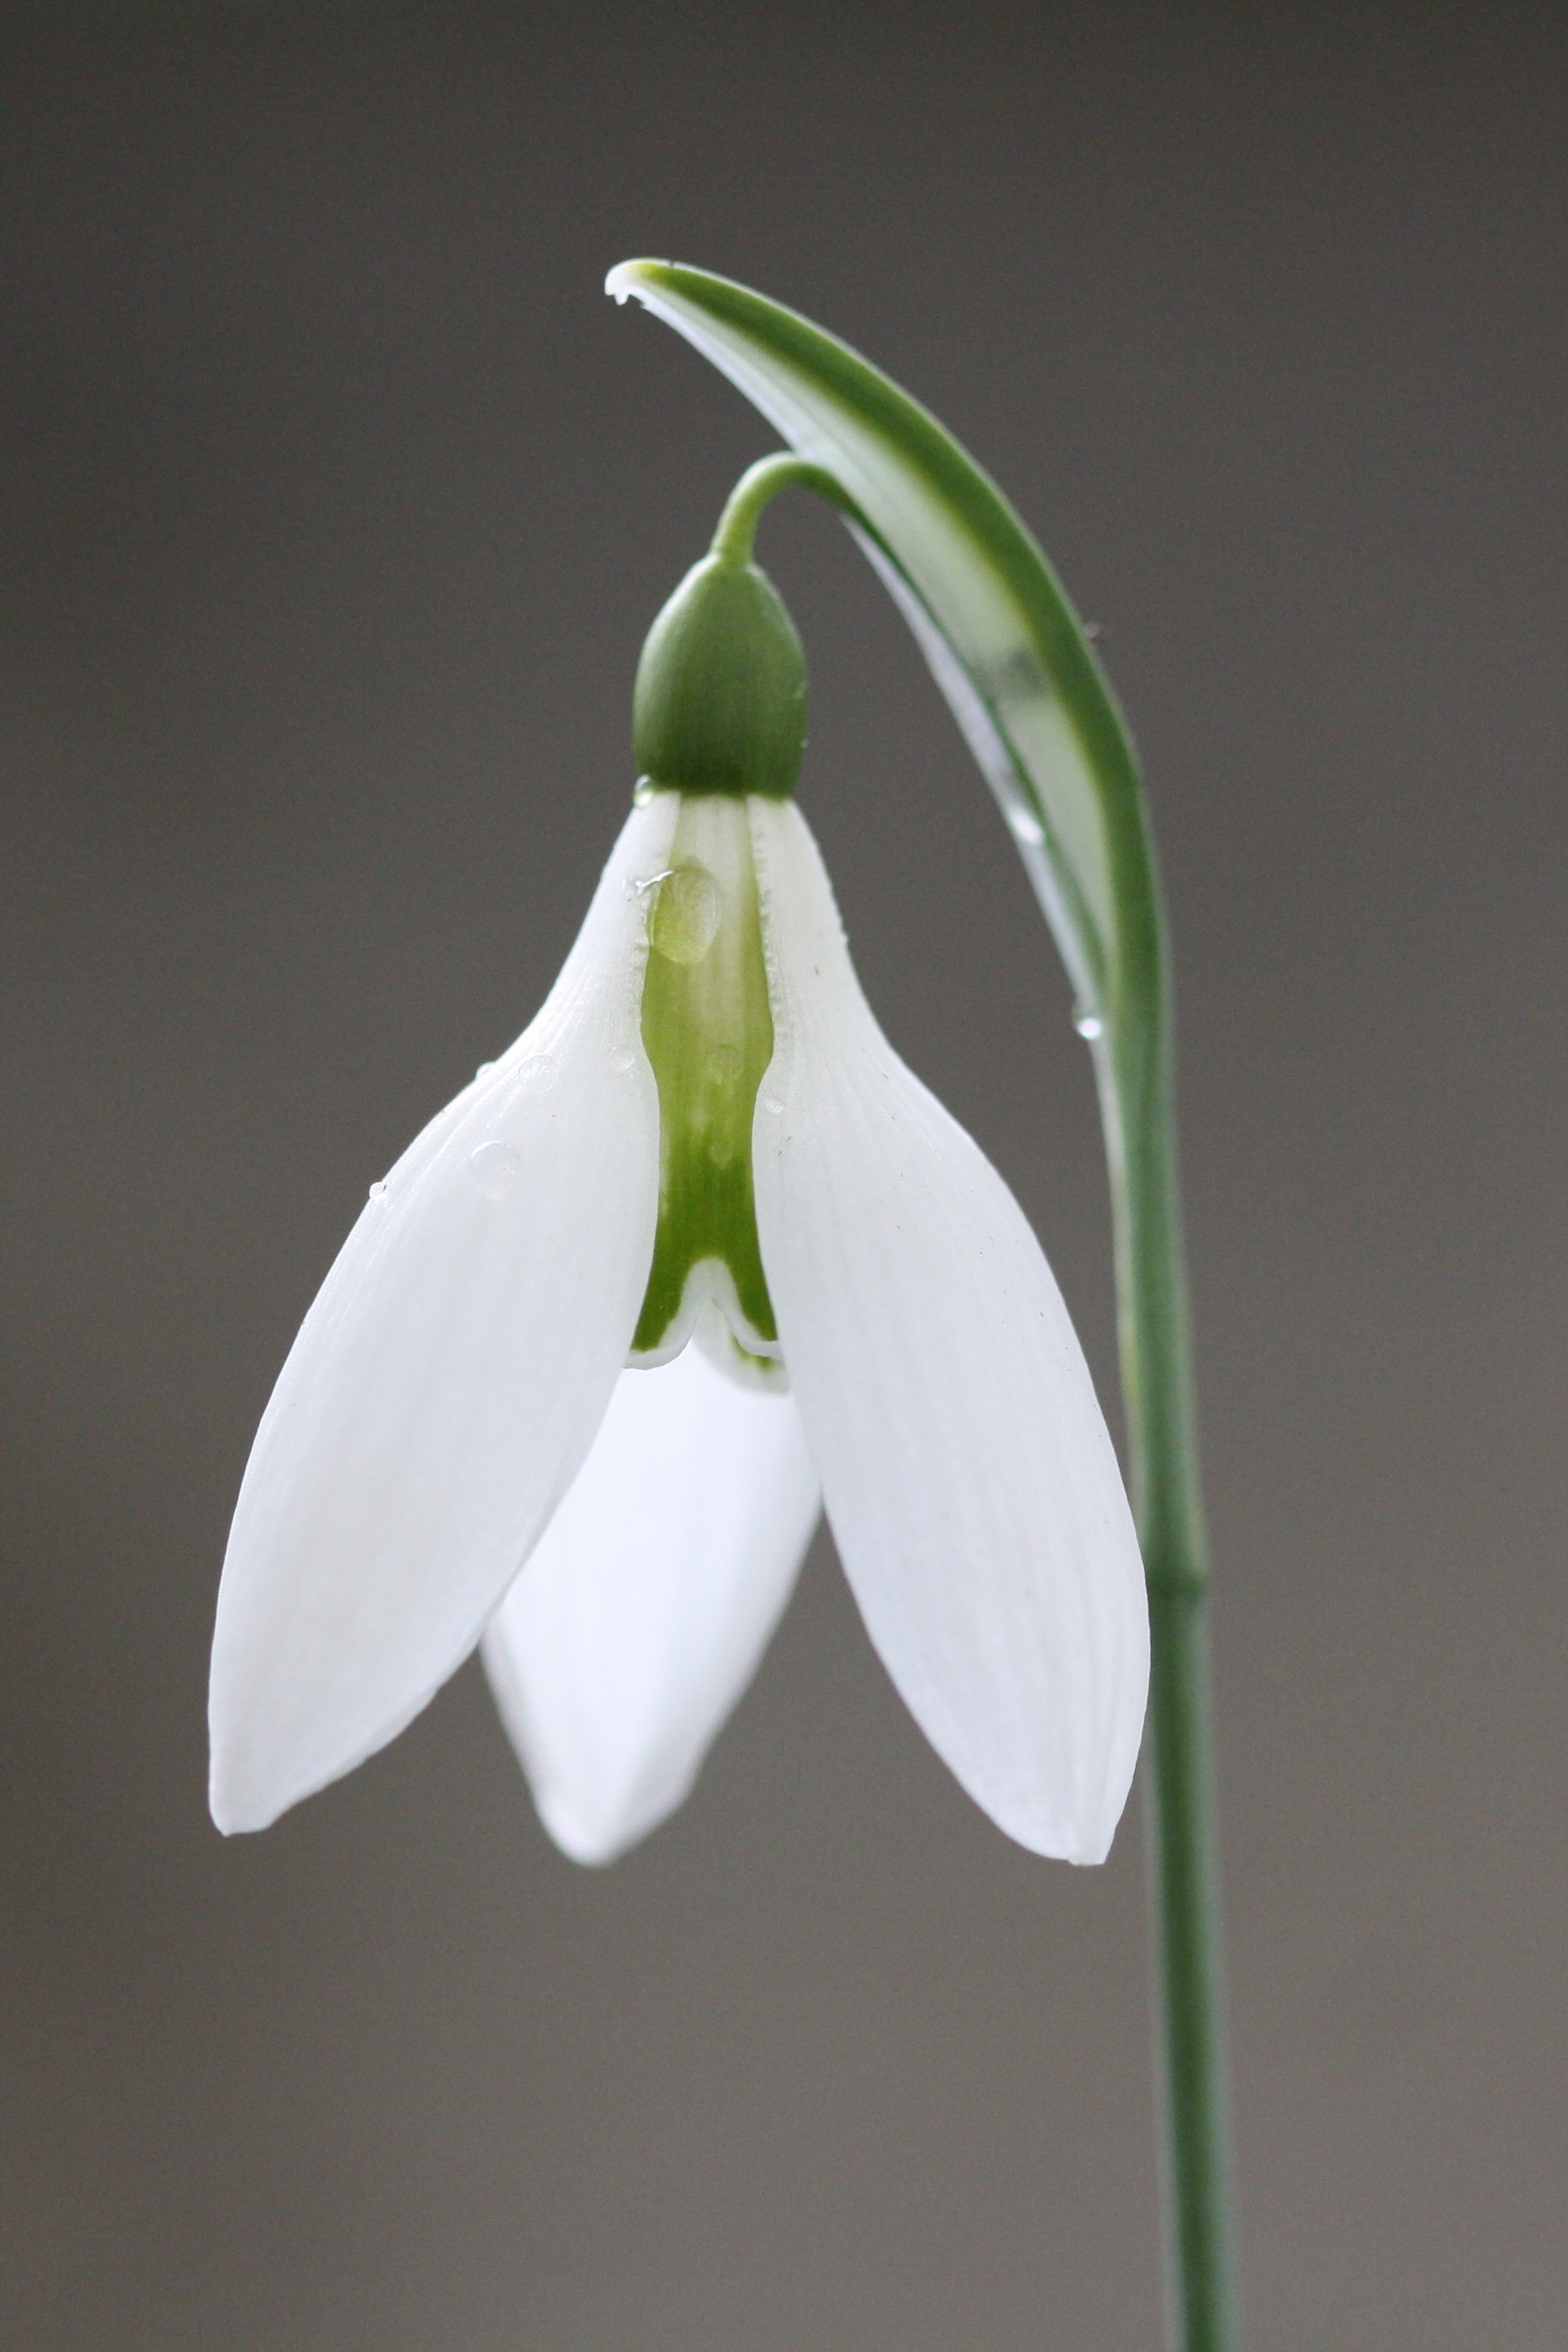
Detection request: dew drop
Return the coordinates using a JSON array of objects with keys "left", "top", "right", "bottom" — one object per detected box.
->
[
  {"left": 608, "top": 1043, "right": 637, "bottom": 1073},
  {"left": 474, "top": 1060, "right": 496, "bottom": 1082},
  {"left": 632, "top": 776, "right": 656, "bottom": 807},
  {"left": 707, "top": 1043, "right": 742, "bottom": 1083},
  {"left": 517, "top": 1053, "right": 557, "bottom": 1094},
  {"left": 760, "top": 1093, "right": 785, "bottom": 1115},
  {"left": 1073, "top": 1006, "right": 1103, "bottom": 1040},
  {"left": 368, "top": 1181, "right": 389, "bottom": 1201},
  {"left": 1007, "top": 803, "right": 1046, "bottom": 847},
  {"left": 646, "top": 862, "right": 723, "bottom": 964},
  {"left": 469, "top": 1139, "right": 522, "bottom": 1199}
]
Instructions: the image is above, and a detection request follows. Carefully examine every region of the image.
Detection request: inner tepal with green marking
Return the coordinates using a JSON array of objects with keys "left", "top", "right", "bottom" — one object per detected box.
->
[
  {"left": 630, "top": 794, "right": 780, "bottom": 1376},
  {"left": 625, "top": 460, "right": 813, "bottom": 1386}
]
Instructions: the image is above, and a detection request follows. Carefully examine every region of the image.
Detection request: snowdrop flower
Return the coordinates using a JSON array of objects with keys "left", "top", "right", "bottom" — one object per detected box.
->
[{"left": 210, "top": 531, "right": 1149, "bottom": 1867}]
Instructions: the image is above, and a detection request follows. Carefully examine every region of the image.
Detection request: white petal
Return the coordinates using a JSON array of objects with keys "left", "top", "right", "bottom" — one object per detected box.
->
[
  {"left": 748, "top": 797, "right": 1149, "bottom": 1863},
  {"left": 481, "top": 1337, "right": 820, "bottom": 1864},
  {"left": 209, "top": 797, "right": 679, "bottom": 1833}
]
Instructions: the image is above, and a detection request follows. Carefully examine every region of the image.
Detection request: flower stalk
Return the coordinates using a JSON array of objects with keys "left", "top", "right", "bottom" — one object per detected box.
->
[{"left": 1095, "top": 877, "right": 1239, "bottom": 2352}]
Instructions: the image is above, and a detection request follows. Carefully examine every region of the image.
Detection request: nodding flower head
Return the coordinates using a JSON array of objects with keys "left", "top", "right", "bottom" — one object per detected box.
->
[{"left": 209, "top": 516, "right": 1149, "bottom": 1869}]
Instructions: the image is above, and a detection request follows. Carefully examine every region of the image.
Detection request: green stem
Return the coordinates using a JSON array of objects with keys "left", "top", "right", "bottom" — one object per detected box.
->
[
  {"left": 714, "top": 434, "right": 1241, "bottom": 2351},
  {"left": 1145, "top": 1581, "right": 1234, "bottom": 2352},
  {"left": 1099, "top": 835, "right": 1240, "bottom": 2352},
  {"left": 709, "top": 453, "right": 855, "bottom": 566}
]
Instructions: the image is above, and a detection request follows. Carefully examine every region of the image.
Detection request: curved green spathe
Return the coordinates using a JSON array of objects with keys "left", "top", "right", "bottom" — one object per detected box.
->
[{"left": 607, "top": 257, "right": 1150, "bottom": 1020}]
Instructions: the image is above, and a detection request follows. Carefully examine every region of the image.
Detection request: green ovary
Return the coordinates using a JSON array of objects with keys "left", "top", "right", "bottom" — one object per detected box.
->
[{"left": 631, "top": 794, "right": 780, "bottom": 1362}]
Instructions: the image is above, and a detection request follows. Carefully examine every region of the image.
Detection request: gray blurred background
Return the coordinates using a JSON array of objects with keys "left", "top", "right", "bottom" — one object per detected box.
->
[{"left": 1, "top": 5, "right": 1563, "bottom": 2347}]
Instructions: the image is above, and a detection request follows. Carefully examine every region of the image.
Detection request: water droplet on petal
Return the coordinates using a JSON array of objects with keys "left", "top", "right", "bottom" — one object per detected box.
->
[
  {"left": 608, "top": 1043, "right": 637, "bottom": 1073},
  {"left": 1073, "top": 1006, "right": 1103, "bottom": 1040},
  {"left": 760, "top": 1093, "right": 785, "bottom": 1115},
  {"left": 368, "top": 1181, "right": 389, "bottom": 1201},
  {"left": 474, "top": 1060, "right": 496, "bottom": 1081},
  {"left": 632, "top": 776, "right": 656, "bottom": 806},
  {"left": 517, "top": 1053, "right": 557, "bottom": 1093},
  {"left": 646, "top": 862, "right": 723, "bottom": 964},
  {"left": 469, "top": 1139, "right": 522, "bottom": 1199}
]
